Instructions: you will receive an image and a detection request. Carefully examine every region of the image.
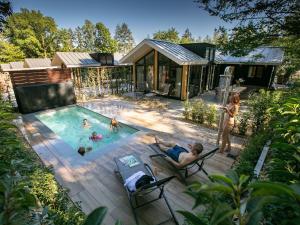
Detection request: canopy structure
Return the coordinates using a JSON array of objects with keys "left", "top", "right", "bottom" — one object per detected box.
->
[
  {"left": 52, "top": 52, "right": 101, "bottom": 68},
  {"left": 120, "top": 39, "right": 208, "bottom": 65},
  {"left": 215, "top": 47, "right": 284, "bottom": 65}
]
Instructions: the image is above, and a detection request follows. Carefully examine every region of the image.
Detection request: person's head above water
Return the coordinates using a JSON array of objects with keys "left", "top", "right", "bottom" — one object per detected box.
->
[
  {"left": 191, "top": 142, "right": 203, "bottom": 155},
  {"left": 78, "top": 147, "right": 85, "bottom": 156},
  {"left": 83, "top": 119, "right": 88, "bottom": 124},
  {"left": 92, "top": 131, "right": 97, "bottom": 137}
]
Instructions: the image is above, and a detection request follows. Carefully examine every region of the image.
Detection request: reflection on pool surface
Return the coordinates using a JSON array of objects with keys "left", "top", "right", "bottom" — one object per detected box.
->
[{"left": 35, "top": 106, "right": 138, "bottom": 151}]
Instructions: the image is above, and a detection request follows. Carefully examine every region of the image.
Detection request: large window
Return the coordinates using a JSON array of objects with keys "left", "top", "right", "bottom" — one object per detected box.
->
[
  {"left": 157, "top": 53, "right": 182, "bottom": 98},
  {"left": 135, "top": 51, "right": 154, "bottom": 92},
  {"left": 248, "top": 66, "right": 264, "bottom": 78}
]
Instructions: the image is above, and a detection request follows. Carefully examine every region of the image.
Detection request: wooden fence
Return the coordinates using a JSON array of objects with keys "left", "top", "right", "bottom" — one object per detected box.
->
[{"left": 10, "top": 68, "right": 71, "bottom": 87}]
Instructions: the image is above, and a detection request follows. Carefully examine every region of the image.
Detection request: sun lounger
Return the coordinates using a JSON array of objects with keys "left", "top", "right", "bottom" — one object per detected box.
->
[
  {"left": 149, "top": 143, "right": 219, "bottom": 183},
  {"left": 114, "top": 153, "right": 178, "bottom": 225}
]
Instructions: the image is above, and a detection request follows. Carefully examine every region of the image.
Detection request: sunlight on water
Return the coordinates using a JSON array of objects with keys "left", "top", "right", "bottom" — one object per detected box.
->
[{"left": 35, "top": 106, "right": 138, "bottom": 151}]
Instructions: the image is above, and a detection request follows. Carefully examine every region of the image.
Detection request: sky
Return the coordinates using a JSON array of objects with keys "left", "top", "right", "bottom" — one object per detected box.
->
[{"left": 11, "top": 0, "right": 233, "bottom": 43}]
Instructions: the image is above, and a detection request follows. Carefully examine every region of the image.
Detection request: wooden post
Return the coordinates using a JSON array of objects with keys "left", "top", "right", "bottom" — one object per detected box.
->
[
  {"left": 181, "top": 65, "right": 188, "bottom": 100},
  {"left": 132, "top": 64, "right": 136, "bottom": 91},
  {"left": 154, "top": 50, "right": 158, "bottom": 90}
]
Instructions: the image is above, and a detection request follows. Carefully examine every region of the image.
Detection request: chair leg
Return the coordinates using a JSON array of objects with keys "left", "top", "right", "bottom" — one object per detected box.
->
[
  {"left": 162, "top": 192, "right": 179, "bottom": 225},
  {"left": 129, "top": 195, "right": 139, "bottom": 225}
]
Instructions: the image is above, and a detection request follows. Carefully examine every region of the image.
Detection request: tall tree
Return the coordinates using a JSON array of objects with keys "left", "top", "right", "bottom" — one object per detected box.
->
[
  {"left": 4, "top": 8, "right": 58, "bottom": 58},
  {"left": 212, "top": 27, "right": 229, "bottom": 49},
  {"left": 81, "top": 20, "right": 95, "bottom": 52},
  {"left": 73, "top": 26, "right": 85, "bottom": 51},
  {"left": 181, "top": 28, "right": 194, "bottom": 43},
  {"left": 0, "top": 0, "right": 12, "bottom": 32},
  {"left": 153, "top": 27, "right": 180, "bottom": 43},
  {"left": 114, "top": 23, "right": 135, "bottom": 55},
  {"left": 202, "top": 35, "right": 213, "bottom": 43},
  {"left": 95, "top": 22, "right": 117, "bottom": 53},
  {"left": 0, "top": 36, "right": 24, "bottom": 63},
  {"left": 56, "top": 28, "right": 73, "bottom": 52}
]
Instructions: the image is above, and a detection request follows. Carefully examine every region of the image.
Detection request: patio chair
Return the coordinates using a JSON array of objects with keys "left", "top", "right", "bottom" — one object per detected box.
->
[
  {"left": 149, "top": 143, "right": 219, "bottom": 183},
  {"left": 114, "top": 153, "right": 178, "bottom": 225}
]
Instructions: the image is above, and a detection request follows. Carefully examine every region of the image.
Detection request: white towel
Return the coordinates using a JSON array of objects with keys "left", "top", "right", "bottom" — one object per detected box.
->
[{"left": 124, "top": 171, "right": 145, "bottom": 192}]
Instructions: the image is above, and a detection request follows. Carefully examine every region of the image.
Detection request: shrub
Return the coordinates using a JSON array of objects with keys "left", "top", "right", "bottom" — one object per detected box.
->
[
  {"left": 236, "top": 111, "right": 251, "bottom": 135},
  {"left": 0, "top": 96, "right": 85, "bottom": 225},
  {"left": 247, "top": 89, "right": 282, "bottom": 132},
  {"left": 183, "top": 100, "right": 217, "bottom": 127},
  {"left": 235, "top": 131, "right": 270, "bottom": 176},
  {"left": 206, "top": 104, "right": 217, "bottom": 126}
]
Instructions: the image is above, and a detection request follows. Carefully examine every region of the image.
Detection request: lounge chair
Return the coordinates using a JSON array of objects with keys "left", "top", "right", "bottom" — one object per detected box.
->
[
  {"left": 149, "top": 143, "right": 219, "bottom": 183},
  {"left": 114, "top": 153, "right": 178, "bottom": 225}
]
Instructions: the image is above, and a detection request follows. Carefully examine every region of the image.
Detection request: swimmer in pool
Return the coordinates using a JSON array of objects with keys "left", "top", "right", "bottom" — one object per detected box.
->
[
  {"left": 110, "top": 117, "right": 122, "bottom": 132},
  {"left": 89, "top": 131, "right": 103, "bottom": 141},
  {"left": 78, "top": 146, "right": 92, "bottom": 156},
  {"left": 82, "top": 119, "right": 91, "bottom": 128}
]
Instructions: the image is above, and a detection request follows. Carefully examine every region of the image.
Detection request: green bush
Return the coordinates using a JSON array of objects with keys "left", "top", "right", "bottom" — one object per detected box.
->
[
  {"left": 235, "top": 131, "right": 270, "bottom": 176},
  {"left": 0, "top": 97, "right": 85, "bottom": 225},
  {"left": 206, "top": 105, "right": 217, "bottom": 126},
  {"left": 236, "top": 111, "right": 251, "bottom": 136},
  {"left": 247, "top": 89, "right": 282, "bottom": 132},
  {"left": 183, "top": 100, "right": 217, "bottom": 127}
]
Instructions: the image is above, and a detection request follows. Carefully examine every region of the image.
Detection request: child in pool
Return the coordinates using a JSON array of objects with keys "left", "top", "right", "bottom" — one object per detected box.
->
[
  {"left": 89, "top": 131, "right": 103, "bottom": 141},
  {"left": 78, "top": 146, "right": 92, "bottom": 156},
  {"left": 82, "top": 119, "right": 90, "bottom": 128},
  {"left": 110, "top": 117, "right": 122, "bottom": 132}
]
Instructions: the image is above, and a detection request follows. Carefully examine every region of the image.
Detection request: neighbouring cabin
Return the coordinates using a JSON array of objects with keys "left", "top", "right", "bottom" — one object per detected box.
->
[
  {"left": 119, "top": 39, "right": 214, "bottom": 100},
  {"left": 215, "top": 47, "right": 284, "bottom": 88}
]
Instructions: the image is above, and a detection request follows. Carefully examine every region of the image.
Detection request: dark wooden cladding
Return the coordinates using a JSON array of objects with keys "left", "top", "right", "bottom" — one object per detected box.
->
[{"left": 10, "top": 69, "right": 71, "bottom": 87}]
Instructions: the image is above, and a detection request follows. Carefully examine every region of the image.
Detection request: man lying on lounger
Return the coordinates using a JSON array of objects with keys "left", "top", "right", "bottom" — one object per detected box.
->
[{"left": 155, "top": 136, "right": 203, "bottom": 168}]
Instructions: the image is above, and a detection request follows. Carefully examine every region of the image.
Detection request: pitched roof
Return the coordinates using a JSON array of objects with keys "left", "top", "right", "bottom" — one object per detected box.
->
[
  {"left": 24, "top": 58, "right": 52, "bottom": 68},
  {"left": 120, "top": 39, "right": 208, "bottom": 65},
  {"left": 52, "top": 52, "right": 101, "bottom": 68},
  {"left": 9, "top": 61, "right": 24, "bottom": 69},
  {"left": 215, "top": 47, "right": 284, "bottom": 65},
  {"left": 0, "top": 63, "right": 11, "bottom": 72}
]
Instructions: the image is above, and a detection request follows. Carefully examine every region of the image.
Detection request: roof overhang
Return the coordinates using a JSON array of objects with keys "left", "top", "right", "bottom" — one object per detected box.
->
[
  {"left": 65, "top": 64, "right": 101, "bottom": 68},
  {"left": 3, "top": 66, "right": 60, "bottom": 72},
  {"left": 120, "top": 39, "right": 208, "bottom": 65},
  {"left": 215, "top": 61, "right": 281, "bottom": 66}
]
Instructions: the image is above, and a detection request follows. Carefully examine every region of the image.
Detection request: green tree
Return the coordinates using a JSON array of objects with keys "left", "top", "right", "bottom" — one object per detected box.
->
[
  {"left": 81, "top": 20, "right": 96, "bottom": 52},
  {"left": 0, "top": 0, "right": 12, "bottom": 32},
  {"left": 153, "top": 27, "right": 180, "bottom": 43},
  {"left": 95, "top": 22, "right": 117, "bottom": 53},
  {"left": 114, "top": 23, "right": 135, "bottom": 55},
  {"left": 0, "top": 38, "right": 24, "bottom": 63},
  {"left": 56, "top": 28, "right": 74, "bottom": 52},
  {"left": 202, "top": 35, "right": 213, "bottom": 43},
  {"left": 181, "top": 28, "right": 194, "bottom": 43},
  {"left": 4, "top": 8, "right": 58, "bottom": 58},
  {"left": 212, "top": 27, "right": 229, "bottom": 49},
  {"left": 73, "top": 26, "right": 85, "bottom": 51}
]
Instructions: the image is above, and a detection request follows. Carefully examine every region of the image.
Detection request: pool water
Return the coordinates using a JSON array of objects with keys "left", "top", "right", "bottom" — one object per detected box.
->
[{"left": 35, "top": 106, "right": 138, "bottom": 151}]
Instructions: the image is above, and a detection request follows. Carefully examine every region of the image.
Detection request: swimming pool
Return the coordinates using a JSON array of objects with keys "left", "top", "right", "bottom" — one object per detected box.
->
[{"left": 35, "top": 106, "right": 138, "bottom": 152}]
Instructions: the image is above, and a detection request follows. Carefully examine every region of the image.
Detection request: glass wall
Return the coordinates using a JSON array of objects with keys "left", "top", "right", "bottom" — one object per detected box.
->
[
  {"left": 157, "top": 53, "right": 182, "bottom": 98},
  {"left": 135, "top": 51, "right": 154, "bottom": 92},
  {"left": 188, "top": 65, "right": 202, "bottom": 98}
]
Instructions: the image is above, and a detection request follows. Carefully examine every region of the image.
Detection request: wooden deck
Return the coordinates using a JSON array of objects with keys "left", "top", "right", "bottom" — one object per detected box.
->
[{"left": 19, "top": 105, "right": 237, "bottom": 225}]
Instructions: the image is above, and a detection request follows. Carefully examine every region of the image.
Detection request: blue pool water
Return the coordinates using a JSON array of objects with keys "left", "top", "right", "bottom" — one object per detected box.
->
[{"left": 35, "top": 106, "right": 138, "bottom": 151}]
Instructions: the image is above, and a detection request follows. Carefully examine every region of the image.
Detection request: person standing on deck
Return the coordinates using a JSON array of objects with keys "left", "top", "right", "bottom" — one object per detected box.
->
[{"left": 219, "top": 93, "right": 240, "bottom": 154}]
